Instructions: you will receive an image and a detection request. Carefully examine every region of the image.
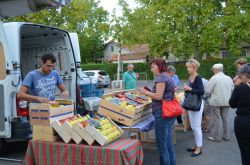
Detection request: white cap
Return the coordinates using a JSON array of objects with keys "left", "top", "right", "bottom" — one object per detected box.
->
[{"left": 212, "top": 63, "right": 223, "bottom": 70}]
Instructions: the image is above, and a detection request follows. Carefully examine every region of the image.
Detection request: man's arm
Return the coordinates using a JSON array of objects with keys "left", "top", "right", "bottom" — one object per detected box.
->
[
  {"left": 58, "top": 83, "right": 69, "bottom": 98},
  {"left": 206, "top": 77, "right": 215, "bottom": 94},
  {"left": 17, "top": 85, "right": 50, "bottom": 103}
]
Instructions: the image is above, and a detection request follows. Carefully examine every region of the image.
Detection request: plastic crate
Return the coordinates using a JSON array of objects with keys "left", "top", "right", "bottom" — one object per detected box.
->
[
  {"left": 81, "top": 91, "right": 96, "bottom": 98},
  {"left": 80, "top": 84, "right": 97, "bottom": 91},
  {"left": 95, "top": 89, "right": 104, "bottom": 98},
  {"left": 82, "top": 97, "right": 102, "bottom": 111}
]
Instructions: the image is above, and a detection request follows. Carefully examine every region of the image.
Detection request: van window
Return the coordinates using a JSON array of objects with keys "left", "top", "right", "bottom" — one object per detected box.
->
[
  {"left": 0, "top": 43, "right": 6, "bottom": 80},
  {"left": 85, "top": 72, "right": 95, "bottom": 76},
  {"left": 98, "top": 71, "right": 108, "bottom": 76}
]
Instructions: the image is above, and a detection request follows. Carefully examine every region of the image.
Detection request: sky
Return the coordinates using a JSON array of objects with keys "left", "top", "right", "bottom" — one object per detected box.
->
[{"left": 99, "top": 0, "right": 137, "bottom": 17}]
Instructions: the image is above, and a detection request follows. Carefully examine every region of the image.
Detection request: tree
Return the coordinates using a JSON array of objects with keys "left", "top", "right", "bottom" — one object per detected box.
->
[
  {"left": 4, "top": 0, "right": 110, "bottom": 63},
  {"left": 113, "top": 0, "right": 250, "bottom": 59}
]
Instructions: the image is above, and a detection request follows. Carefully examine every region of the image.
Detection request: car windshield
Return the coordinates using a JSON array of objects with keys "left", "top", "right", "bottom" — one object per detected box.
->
[
  {"left": 81, "top": 72, "right": 89, "bottom": 78},
  {"left": 98, "top": 71, "right": 108, "bottom": 76},
  {"left": 85, "top": 72, "right": 95, "bottom": 76}
]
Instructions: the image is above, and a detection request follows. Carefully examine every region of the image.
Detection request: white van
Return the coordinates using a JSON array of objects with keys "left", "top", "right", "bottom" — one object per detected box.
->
[{"left": 0, "top": 0, "right": 85, "bottom": 150}]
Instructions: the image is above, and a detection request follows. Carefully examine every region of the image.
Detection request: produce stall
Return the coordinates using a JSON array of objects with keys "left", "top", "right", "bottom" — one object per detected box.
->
[
  {"left": 25, "top": 99, "right": 144, "bottom": 165},
  {"left": 24, "top": 139, "right": 144, "bottom": 165}
]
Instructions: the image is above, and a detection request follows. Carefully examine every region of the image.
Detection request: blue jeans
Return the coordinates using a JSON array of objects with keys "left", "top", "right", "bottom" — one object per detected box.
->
[{"left": 153, "top": 109, "right": 176, "bottom": 165}]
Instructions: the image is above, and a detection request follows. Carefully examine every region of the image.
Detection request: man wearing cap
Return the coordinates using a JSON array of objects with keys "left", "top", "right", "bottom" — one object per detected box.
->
[{"left": 206, "top": 64, "right": 234, "bottom": 142}]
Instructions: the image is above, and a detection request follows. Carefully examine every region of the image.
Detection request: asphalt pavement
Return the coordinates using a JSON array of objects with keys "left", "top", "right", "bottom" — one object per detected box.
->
[{"left": 0, "top": 80, "right": 242, "bottom": 165}]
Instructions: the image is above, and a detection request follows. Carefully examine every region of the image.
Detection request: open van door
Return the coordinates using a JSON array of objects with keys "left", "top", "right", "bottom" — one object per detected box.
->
[
  {"left": 0, "top": 22, "right": 12, "bottom": 138},
  {"left": 0, "top": 0, "right": 71, "bottom": 18}
]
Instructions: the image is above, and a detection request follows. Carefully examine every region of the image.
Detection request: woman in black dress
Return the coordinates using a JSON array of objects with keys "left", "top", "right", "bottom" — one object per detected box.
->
[{"left": 229, "top": 64, "right": 250, "bottom": 165}]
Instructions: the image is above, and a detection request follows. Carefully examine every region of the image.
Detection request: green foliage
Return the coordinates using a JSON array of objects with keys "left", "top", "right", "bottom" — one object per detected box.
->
[
  {"left": 113, "top": 0, "right": 250, "bottom": 59},
  {"left": 83, "top": 58, "right": 250, "bottom": 80},
  {"left": 3, "top": 0, "right": 110, "bottom": 63}
]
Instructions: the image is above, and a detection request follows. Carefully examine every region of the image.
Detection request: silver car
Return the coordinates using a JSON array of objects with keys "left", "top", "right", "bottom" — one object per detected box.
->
[{"left": 84, "top": 70, "right": 110, "bottom": 87}]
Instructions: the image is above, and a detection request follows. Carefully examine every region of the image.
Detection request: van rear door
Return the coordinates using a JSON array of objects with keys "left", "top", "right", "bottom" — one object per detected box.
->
[
  {"left": 0, "top": 21, "right": 12, "bottom": 138},
  {"left": 0, "top": 0, "right": 71, "bottom": 18}
]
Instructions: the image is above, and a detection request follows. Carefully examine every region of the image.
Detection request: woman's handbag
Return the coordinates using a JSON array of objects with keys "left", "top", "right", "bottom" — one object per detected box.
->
[
  {"left": 162, "top": 97, "right": 184, "bottom": 118},
  {"left": 182, "top": 93, "right": 202, "bottom": 111}
]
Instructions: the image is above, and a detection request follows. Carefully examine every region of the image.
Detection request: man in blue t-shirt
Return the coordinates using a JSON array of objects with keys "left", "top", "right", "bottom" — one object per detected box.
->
[{"left": 17, "top": 53, "right": 69, "bottom": 103}]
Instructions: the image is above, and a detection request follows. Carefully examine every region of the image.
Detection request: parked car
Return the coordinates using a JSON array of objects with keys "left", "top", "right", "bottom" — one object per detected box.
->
[{"left": 83, "top": 70, "right": 110, "bottom": 87}]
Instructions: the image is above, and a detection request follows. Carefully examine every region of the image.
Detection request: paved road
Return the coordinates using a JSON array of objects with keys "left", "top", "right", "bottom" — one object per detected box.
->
[{"left": 0, "top": 80, "right": 242, "bottom": 165}]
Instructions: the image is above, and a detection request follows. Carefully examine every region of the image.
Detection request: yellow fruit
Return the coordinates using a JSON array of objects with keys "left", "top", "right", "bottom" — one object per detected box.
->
[
  {"left": 120, "top": 101, "right": 127, "bottom": 107},
  {"left": 107, "top": 134, "right": 112, "bottom": 141},
  {"left": 112, "top": 126, "right": 117, "bottom": 131},
  {"left": 69, "top": 120, "right": 76, "bottom": 126},
  {"left": 104, "top": 119, "right": 109, "bottom": 124}
]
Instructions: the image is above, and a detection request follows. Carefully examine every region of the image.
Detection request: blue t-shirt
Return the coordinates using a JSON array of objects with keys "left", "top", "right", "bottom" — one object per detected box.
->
[
  {"left": 152, "top": 73, "right": 175, "bottom": 112},
  {"left": 22, "top": 70, "right": 63, "bottom": 101},
  {"left": 171, "top": 74, "right": 180, "bottom": 88}
]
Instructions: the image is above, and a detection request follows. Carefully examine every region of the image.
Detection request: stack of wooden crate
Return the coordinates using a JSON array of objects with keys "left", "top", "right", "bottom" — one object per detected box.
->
[
  {"left": 98, "top": 90, "right": 152, "bottom": 127},
  {"left": 29, "top": 100, "right": 74, "bottom": 142}
]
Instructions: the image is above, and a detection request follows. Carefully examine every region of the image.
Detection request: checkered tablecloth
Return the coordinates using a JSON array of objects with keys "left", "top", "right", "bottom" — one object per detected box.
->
[{"left": 24, "top": 138, "right": 144, "bottom": 165}]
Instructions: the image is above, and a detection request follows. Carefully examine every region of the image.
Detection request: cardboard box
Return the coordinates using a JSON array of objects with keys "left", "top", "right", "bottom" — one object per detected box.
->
[
  {"left": 33, "top": 133, "right": 59, "bottom": 142},
  {"left": 29, "top": 102, "right": 74, "bottom": 125},
  {"left": 73, "top": 123, "right": 95, "bottom": 145},
  {"left": 85, "top": 117, "right": 124, "bottom": 146}
]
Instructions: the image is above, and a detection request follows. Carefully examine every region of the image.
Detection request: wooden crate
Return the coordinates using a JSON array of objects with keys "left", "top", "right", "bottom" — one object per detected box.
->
[
  {"left": 62, "top": 121, "right": 83, "bottom": 144},
  {"left": 32, "top": 125, "right": 56, "bottom": 135},
  {"left": 30, "top": 112, "right": 74, "bottom": 125},
  {"left": 73, "top": 123, "right": 95, "bottom": 145},
  {"left": 29, "top": 103, "right": 74, "bottom": 125},
  {"left": 52, "top": 120, "right": 72, "bottom": 143},
  {"left": 98, "top": 93, "right": 152, "bottom": 127},
  {"left": 33, "top": 133, "right": 59, "bottom": 142},
  {"left": 85, "top": 117, "right": 124, "bottom": 146}
]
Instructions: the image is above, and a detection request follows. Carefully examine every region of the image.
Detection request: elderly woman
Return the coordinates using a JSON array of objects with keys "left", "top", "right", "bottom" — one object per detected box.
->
[
  {"left": 229, "top": 64, "right": 250, "bottom": 165},
  {"left": 139, "top": 58, "right": 176, "bottom": 165},
  {"left": 184, "top": 59, "right": 204, "bottom": 157}
]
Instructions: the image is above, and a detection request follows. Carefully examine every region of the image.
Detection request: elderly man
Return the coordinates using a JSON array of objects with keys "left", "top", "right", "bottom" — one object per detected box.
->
[
  {"left": 206, "top": 64, "right": 234, "bottom": 142},
  {"left": 122, "top": 63, "right": 137, "bottom": 90}
]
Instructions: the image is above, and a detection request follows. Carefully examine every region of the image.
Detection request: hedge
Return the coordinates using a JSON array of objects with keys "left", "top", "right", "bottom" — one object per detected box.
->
[{"left": 82, "top": 58, "right": 250, "bottom": 80}]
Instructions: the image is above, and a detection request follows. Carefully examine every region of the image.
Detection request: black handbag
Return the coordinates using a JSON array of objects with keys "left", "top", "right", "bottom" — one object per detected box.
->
[{"left": 182, "top": 93, "right": 202, "bottom": 111}]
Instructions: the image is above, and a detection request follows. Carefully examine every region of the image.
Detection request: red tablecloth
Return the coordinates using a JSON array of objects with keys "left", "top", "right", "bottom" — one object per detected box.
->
[{"left": 24, "top": 138, "right": 143, "bottom": 165}]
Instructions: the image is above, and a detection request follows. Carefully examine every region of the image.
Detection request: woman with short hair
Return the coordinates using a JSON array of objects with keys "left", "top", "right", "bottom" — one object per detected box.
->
[
  {"left": 184, "top": 59, "right": 204, "bottom": 157},
  {"left": 139, "top": 58, "right": 176, "bottom": 165},
  {"left": 233, "top": 58, "right": 248, "bottom": 85},
  {"left": 229, "top": 64, "right": 250, "bottom": 165}
]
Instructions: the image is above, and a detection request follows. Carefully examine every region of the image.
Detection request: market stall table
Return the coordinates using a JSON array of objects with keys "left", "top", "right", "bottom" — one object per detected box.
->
[
  {"left": 119, "top": 116, "right": 154, "bottom": 141},
  {"left": 120, "top": 116, "right": 179, "bottom": 144},
  {"left": 24, "top": 138, "right": 143, "bottom": 165}
]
